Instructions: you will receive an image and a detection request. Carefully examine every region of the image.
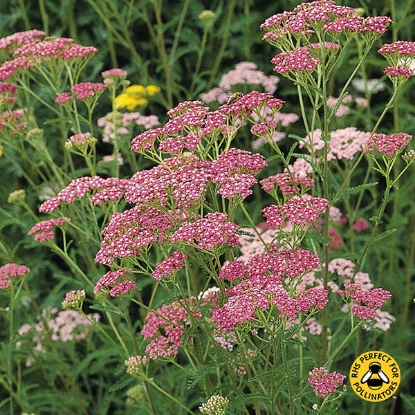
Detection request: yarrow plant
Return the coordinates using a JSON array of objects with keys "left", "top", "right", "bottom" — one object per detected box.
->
[{"left": 1, "top": 1, "right": 415, "bottom": 414}]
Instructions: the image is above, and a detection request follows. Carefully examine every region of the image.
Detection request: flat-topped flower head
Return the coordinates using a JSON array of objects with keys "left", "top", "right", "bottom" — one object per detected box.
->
[
  {"left": 379, "top": 41, "right": 415, "bottom": 67},
  {"left": 94, "top": 268, "right": 135, "bottom": 297},
  {"left": 308, "top": 366, "right": 346, "bottom": 398},
  {"left": 262, "top": 196, "right": 329, "bottom": 228},
  {"left": 272, "top": 47, "right": 320, "bottom": 75},
  {"left": 219, "top": 91, "right": 284, "bottom": 118},
  {"left": 170, "top": 212, "right": 240, "bottom": 250},
  {"left": 13, "top": 37, "right": 98, "bottom": 61},
  {"left": 0, "top": 29, "right": 45, "bottom": 54},
  {"left": 38, "top": 176, "right": 129, "bottom": 213},
  {"left": 0, "top": 57, "right": 35, "bottom": 80},
  {"left": 71, "top": 82, "right": 107, "bottom": 100},
  {"left": 260, "top": 172, "right": 315, "bottom": 195},
  {"left": 167, "top": 100, "right": 206, "bottom": 118},
  {"left": 363, "top": 132, "right": 412, "bottom": 157},
  {"left": 101, "top": 68, "right": 127, "bottom": 79},
  {"left": 0, "top": 263, "right": 30, "bottom": 289},
  {"left": 152, "top": 251, "right": 188, "bottom": 280},
  {"left": 28, "top": 217, "right": 71, "bottom": 242}
]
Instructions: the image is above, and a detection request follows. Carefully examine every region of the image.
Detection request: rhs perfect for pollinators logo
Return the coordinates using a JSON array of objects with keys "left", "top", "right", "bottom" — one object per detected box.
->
[{"left": 349, "top": 351, "right": 400, "bottom": 402}]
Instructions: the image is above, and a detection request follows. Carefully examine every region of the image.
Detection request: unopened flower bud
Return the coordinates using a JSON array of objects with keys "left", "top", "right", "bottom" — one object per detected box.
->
[
  {"left": 8, "top": 189, "right": 26, "bottom": 204},
  {"left": 199, "top": 10, "right": 215, "bottom": 29}
]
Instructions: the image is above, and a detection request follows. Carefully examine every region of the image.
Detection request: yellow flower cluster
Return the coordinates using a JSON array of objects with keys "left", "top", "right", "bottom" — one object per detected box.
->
[{"left": 114, "top": 84, "right": 160, "bottom": 110}]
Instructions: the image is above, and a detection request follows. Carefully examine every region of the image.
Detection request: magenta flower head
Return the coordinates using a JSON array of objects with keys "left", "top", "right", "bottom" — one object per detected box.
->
[
  {"left": 271, "top": 47, "right": 320, "bottom": 75},
  {"left": 28, "top": 217, "right": 71, "bottom": 242},
  {"left": 0, "top": 263, "right": 30, "bottom": 289},
  {"left": 71, "top": 82, "right": 107, "bottom": 100},
  {"left": 94, "top": 268, "right": 136, "bottom": 297},
  {"left": 308, "top": 366, "right": 346, "bottom": 398},
  {"left": 363, "top": 132, "right": 412, "bottom": 158},
  {"left": 379, "top": 41, "right": 415, "bottom": 66}
]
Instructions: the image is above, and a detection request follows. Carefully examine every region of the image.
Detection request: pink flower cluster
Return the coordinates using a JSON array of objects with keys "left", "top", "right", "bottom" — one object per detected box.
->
[
  {"left": 170, "top": 212, "right": 240, "bottom": 250},
  {"left": 0, "top": 109, "right": 26, "bottom": 133},
  {"left": 152, "top": 251, "right": 188, "bottom": 280},
  {"left": 38, "top": 176, "right": 130, "bottom": 213},
  {"left": 0, "top": 33, "right": 98, "bottom": 80},
  {"left": 0, "top": 81, "right": 18, "bottom": 105},
  {"left": 363, "top": 132, "right": 412, "bottom": 157},
  {"left": 0, "top": 29, "right": 45, "bottom": 52},
  {"left": 13, "top": 37, "right": 98, "bottom": 61},
  {"left": 101, "top": 68, "right": 127, "bottom": 79},
  {"left": 261, "top": 1, "right": 391, "bottom": 40},
  {"left": 272, "top": 47, "right": 320, "bottom": 74},
  {"left": 0, "top": 263, "right": 30, "bottom": 289},
  {"left": 132, "top": 93, "right": 284, "bottom": 154},
  {"left": 94, "top": 268, "right": 136, "bottom": 297},
  {"left": 28, "top": 217, "right": 71, "bottom": 242},
  {"left": 140, "top": 298, "right": 200, "bottom": 360},
  {"left": 260, "top": 172, "right": 315, "bottom": 195},
  {"left": 379, "top": 40, "right": 415, "bottom": 59},
  {"left": 212, "top": 245, "right": 325, "bottom": 331},
  {"left": 338, "top": 283, "right": 391, "bottom": 320},
  {"left": 308, "top": 366, "right": 346, "bottom": 398},
  {"left": 56, "top": 82, "right": 107, "bottom": 103},
  {"left": 210, "top": 148, "right": 267, "bottom": 199},
  {"left": 95, "top": 205, "right": 175, "bottom": 265},
  {"left": 262, "top": 196, "right": 329, "bottom": 228}
]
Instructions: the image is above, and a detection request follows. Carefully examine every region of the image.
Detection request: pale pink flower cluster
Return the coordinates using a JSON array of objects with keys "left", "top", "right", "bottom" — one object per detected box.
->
[
  {"left": 326, "top": 94, "right": 368, "bottom": 117},
  {"left": 17, "top": 308, "right": 99, "bottom": 366},
  {"left": 65, "top": 132, "right": 96, "bottom": 150},
  {"left": 97, "top": 111, "right": 160, "bottom": 143},
  {"left": 300, "top": 127, "right": 371, "bottom": 161},
  {"left": 308, "top": 366, "right": 346, "bottom": 398},
  {"left": 0, "top": 263, "right": 30, "bottom": 289},
  {"left": 200, "top": 61, "right": 280, "bottom": 104},
  {"left": 125, "top": 355, "right": 149, "bottom": 375},
  {"left": 101, "top": 68, "right": 127, "bottom": 79}
]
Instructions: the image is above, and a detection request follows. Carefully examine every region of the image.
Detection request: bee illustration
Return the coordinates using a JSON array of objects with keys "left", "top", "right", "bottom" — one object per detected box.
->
[
  {"left": 361, "top": 362, "right": 389, "bottom": 390},
  {"left": 227, "top": 92, "right": 244, "bottom": 105}
]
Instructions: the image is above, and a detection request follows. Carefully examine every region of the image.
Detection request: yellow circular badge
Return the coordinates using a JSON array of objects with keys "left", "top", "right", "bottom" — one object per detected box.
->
[{"left": 349, "top": 350, "right": 400, "bottom": 402}]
